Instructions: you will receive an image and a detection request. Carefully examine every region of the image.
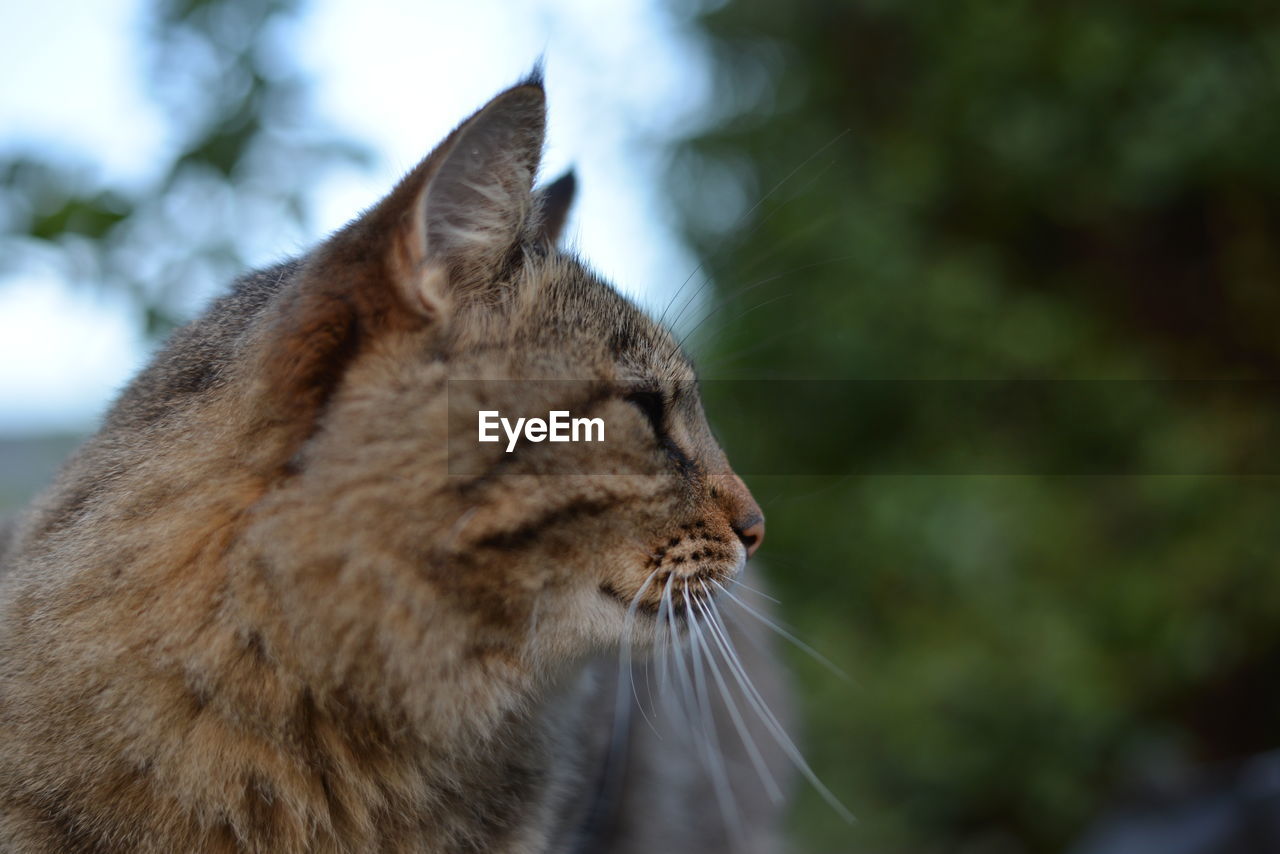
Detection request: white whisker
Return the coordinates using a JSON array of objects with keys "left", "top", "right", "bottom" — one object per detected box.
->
[
  {"left": 701, "top": 585, "right": 855, "bottom": 823},
  {"left": 715, "top": 598, "right": 773, "bottom": 658},
  {"left": 725, "top": 576, "right": 782, "bottom": 604},
  {"left": 657, "top": 129, "right": 852, "bottom": 341},
  {"left": 686, "top": 583, "right": 746, "bottom": 849},
  {"left": 690, "top": 593, "right": 784, "bottom": 803},
  {"left": 616, "top": 570, "right": 662, "bottom": 744},
  {"left": 641, "top": 653, "right": 659, "bottom": 724},
  {"left": 663, "top": 577, "right": 700, "bottom": 740},
  {"left": 598, "top": 569, "right": 664, "bottom": 825},
  {"left": 654, "top": 576, "right": 671, "bottom": 691},
  {"left": 713, "top": 579, "right": 849, "bottom": 681}
]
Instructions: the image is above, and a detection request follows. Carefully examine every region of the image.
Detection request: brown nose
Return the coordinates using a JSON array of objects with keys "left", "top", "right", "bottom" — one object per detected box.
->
[
  {"left": 734, "top": 514, "right": 765, "bottom": 559},
  {"left": 715, "top": 473, "right": 765, "bottom": 559}
]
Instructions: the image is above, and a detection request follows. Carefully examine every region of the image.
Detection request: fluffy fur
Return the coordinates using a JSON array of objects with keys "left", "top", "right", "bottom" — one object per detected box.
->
[{"left": 0, "top": 77, "right": 787, "bottom": 853}]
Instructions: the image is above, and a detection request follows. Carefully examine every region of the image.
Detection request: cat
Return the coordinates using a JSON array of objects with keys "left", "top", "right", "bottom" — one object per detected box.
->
[{"left": 0, "top": 70, "right": 792, "bottom": 853}]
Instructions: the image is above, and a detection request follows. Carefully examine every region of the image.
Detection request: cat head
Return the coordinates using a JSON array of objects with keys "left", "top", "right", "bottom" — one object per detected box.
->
[{"left": 233, "top": 73, "right": 763, "bottom": 683}]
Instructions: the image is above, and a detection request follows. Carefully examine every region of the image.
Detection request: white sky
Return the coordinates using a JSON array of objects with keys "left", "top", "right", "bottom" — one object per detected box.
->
[{"left": 0, "top": 0, "right": 710, "bottom": 434}]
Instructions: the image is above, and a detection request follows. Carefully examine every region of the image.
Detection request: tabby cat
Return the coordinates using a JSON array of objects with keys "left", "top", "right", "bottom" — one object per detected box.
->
[{"left": 0, "top": 72, "right": 790, "bottom": 853}]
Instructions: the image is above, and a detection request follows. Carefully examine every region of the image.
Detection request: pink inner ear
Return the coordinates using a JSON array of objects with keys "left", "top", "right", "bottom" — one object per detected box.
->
[{"left": 411, "top": 265, "right": 450, "bottom": 323}]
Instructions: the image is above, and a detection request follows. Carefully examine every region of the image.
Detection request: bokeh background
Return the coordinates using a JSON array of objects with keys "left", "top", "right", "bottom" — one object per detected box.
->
[{"left": 4, "top": 1, "right": 1280, "bottom": 852}]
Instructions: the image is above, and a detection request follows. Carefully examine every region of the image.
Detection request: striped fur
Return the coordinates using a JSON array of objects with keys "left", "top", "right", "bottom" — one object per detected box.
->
[{"left": 0, "top": 77, "right": 787, "bottom": 853}]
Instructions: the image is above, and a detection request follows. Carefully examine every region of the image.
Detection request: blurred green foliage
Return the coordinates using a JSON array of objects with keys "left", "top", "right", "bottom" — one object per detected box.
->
[
  {"left": 0, "top": 0, "right": 367, "bottom": 336},
  {"left": 672, "top": 1, "right": 1280, "bottom": 851},
  {"left": 6, "top": 0, "right": 1280, "bottom": 850}
]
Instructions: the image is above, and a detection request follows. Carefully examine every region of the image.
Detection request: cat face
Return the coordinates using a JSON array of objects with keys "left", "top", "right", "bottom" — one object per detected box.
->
[{"left": 244, "top": 75, "right": 762, "bottom": 672}]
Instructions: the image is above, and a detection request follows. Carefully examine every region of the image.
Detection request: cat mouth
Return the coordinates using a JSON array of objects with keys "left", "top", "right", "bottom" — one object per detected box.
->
[{"left": 599, "top": 568, "right": 727, "bottom": 618}]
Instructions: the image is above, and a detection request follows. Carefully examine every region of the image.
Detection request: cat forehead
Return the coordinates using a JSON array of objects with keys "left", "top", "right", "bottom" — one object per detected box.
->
[{"left": 524, "top": 256, "right": 695, "bottom": 380}]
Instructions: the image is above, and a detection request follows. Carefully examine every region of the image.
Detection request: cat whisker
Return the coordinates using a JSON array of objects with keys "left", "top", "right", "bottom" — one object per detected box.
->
[
  {"left": 689, "top": 593, "right": 784, "bottom": 804},
  {"left": 663, "top": 157, "right": 849, "bottom": 370},
  {"left": 724, "top": 576, "right": 781, "bottom": 605},
  {"left": 667, "top": 290, "right": 795, "bottom": 367},
  {"left": 713, "top": 595, "right": 773, "bottom": 660},
  {"left": 657, "top": 129, "right": 851, "bottom": 336},
  {"left": 695, "top": 263, "right": 855, "bottom": 371},
  {"left": 699, "top": 588, "right": 855, "bottom": 823},
  {"left": 601, "top": 568, "right": 663, "bottom": 824},
  {"left": 662, "top": 578, "right": 700, "bottom": 747},
  {"left": 697, "top": 319, "right": 813, "bottom": 373},
  {"left": 655, "top": 574, "right": 674, "bottom": 698},
  {"left": 656, "top": 574, "right": 695, "bottom": 729},
  {"left": 641, "top": 648, "right": 659, "bottom": 725},
  {"left": 628, "top": 571, "right": 664, "bottom": 736},
  {"left": 724, "top": 202, "right": 843, "bottom": 287},
  {"left": 663, "top": 252, "right": 859, "bottom": 366},
  {"left": 685, "top": 584, "right": 746, "bottom": 850},
  {"left": 711, "top": 579, "right": 849, "bottom": 681}
]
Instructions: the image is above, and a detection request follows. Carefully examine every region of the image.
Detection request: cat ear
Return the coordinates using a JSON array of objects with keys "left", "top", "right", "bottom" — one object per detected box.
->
[
  {"left": 399, "top": 78, "right": 547, "bottom": 316},
  {"left": 534, "top": 169, "right": 576, "bottom": 246},
  {"left": 251, "top": 79, "right": 546, "bottom": 449}
]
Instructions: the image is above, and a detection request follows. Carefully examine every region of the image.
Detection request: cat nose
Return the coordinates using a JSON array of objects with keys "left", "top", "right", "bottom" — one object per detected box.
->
[
  {"left": 734, "top": 514, "right": 765, "bottom": 559},
  {"left": 716, "top": 473, "right": 762, "bottom": 560},
  {"left": 714, "top": 473, "right": 765, "bottom": 559}
]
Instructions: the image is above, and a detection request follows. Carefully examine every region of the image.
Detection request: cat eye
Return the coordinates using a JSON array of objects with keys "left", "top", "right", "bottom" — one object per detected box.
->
[
  {"left": 624, "top": 386, "right": 697, "bottom": 477},
  {"left": 624, "top": 388, "right": 667, "bottom": 436}
]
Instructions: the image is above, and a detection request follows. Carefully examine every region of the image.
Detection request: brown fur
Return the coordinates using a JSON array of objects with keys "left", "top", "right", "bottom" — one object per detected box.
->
[{"left": 0, "top": 75, "right": 787, "bottom": 853}]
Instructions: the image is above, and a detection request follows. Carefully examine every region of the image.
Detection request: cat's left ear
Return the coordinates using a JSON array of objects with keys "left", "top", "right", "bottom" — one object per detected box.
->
[
  {"left": 396, "top": 78, "right": 547, "bottom": 317},
  {"left": 251, "top": 78, "right": 546, "bottom": 440}
]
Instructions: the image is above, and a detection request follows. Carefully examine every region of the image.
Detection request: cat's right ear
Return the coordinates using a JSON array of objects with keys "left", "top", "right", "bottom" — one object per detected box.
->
[{"left": 534, "top": 169, "right": 576, "bottom": 246}]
